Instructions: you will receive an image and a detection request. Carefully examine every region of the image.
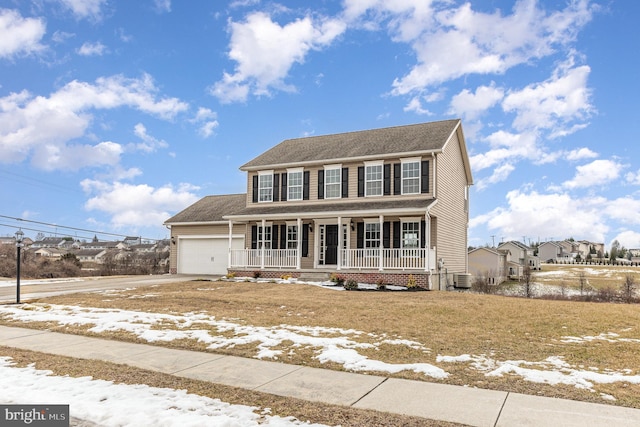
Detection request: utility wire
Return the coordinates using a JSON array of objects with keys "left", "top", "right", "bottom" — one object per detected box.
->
[{"left": 0, "top": 215, "right": 165, "bottom": 242}]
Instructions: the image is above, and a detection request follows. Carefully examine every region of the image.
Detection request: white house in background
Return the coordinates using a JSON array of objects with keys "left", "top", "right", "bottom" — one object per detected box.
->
[
  {"left": 468, "top": 247, "right": 521, "bottom": 285},
  {"left": 75, "top": 249, "right": 107, "bottom": 263},
  {"left": 497, "top": 240, "right": 540, "bottom": 270},
  {"left": 538, "top": 241, "right": 575, "bottom": 263},
  {"left": 33, "top": 248, "right": 65, "bottom": 259}
]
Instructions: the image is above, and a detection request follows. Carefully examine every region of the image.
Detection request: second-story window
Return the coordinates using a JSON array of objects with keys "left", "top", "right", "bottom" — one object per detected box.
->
[
  {"left": 365, "top": 162, "right": 383, "bottom": 196},
  {"left": 288, "top": 169, "right": 303, "bottom": 201},
  {"left": 402, "top": 159, "right": 420, "bottom": 194},
  {"left": 258, "top": 172, "right": 273, "bottom": 202},
  {"left": 325, "top": 166, "right": 341, "bottom": 199}
]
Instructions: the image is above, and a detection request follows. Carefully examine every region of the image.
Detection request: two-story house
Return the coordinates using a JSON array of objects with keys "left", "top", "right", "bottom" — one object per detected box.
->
[
  {"left": 165, "top": 119, "right": 473, "bottom": 289},
  {"left": 497, "top": 241, "right": 540, "bottom": 270}
]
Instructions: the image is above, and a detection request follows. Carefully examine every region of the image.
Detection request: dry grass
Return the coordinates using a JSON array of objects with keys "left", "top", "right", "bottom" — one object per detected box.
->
[
  {"left": 0, "top": 347, "right": 459, "bottom": 427},
  {"left": 534, "top": 263, "right": 640, "bottom": 291},
  {"left": 2, "top": 278, "right": 640, "bottom": 410}
]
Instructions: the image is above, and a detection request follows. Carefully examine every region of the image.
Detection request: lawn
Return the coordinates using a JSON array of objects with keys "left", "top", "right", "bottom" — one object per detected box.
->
[{"left": 1, "top": 275, "right": 640, "bottom": 412}]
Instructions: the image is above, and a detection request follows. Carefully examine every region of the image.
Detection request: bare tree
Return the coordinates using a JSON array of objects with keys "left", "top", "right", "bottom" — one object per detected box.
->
[
  {"left": 621, "top": 274, "right": 637, "bottom": 304},
  {"left": 522, "top": 265, "right": 534, "bottom": 298},
  {"left": 578, "top": 270, "right": 588, "bottom": 296}
]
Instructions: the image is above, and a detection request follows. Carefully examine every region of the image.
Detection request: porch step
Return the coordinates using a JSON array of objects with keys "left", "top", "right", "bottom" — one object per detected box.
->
[{"left": 297, "top": 272, "right": 331, "bottom": 282}]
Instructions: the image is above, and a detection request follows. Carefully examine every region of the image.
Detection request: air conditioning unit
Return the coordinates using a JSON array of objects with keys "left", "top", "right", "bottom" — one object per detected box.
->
[{"left": 454, "top": 273, "right": 472, "bottom": 289}]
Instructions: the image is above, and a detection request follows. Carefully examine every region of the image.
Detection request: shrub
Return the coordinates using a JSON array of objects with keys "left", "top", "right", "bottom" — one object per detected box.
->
[
  {"left": 406, "top": 274, "right": 417, "bottom": 289},
  {"left": 280, "top": 274, "right": 292, "bottom": 280},
  {"left": 330, "top": 273, "right": 344, "bottom": 286},
  {"left": 376, "top": 278, "right": 387, "bottom": 291},
  {"left": 344, "top": 279, "right": 358, "bottom": 290},
  {"left": 226, "top": 272, "right": 236, "bottom": 279},
  {"left": 253, "top": 271, "right": 261, "bottom": 279}
]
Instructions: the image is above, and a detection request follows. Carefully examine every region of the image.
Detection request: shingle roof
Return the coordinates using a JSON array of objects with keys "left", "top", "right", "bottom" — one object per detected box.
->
[
  {"left": 225, "top": 198, "right": 437, "bottom": 220},
  {"left": 164, "top": 194, "right": 247, "bottom": 224},
  {"left": 241, "top": 119, "right": 461, "bottom": 170}
]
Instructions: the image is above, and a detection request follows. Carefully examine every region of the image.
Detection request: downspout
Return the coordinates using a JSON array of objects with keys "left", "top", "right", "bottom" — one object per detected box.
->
[
  {"left": 378, "top": 215, "right": 384, "bottom": 271},
  {"left": 425, "top": 208, "right": 432, "bottom": 290},
  {"left": 296, "top": 217, "right": 302, "bottom": 270},
  {"left": 228, "top": 220, "right": 233, "bottom": 271},
  {"left": 261, "top": 219, "right": 266, "bottom": 270}
]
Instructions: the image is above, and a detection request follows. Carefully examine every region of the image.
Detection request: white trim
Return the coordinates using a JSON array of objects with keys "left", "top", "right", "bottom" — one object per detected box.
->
[
  {"left": 400, "top": 158, "right": 421, "bottom": 195},
  {"left": 258, "top": 171, "right": 274, "bottom": 203},
  {"left": 287, "top": 168, "right": 304, "bottom": 201},
  {"left": 364, "top": 161, "right": 384, "bottom": 197},
  {"left": 323, "top": 164, "right": 342, "bottom": 199}
]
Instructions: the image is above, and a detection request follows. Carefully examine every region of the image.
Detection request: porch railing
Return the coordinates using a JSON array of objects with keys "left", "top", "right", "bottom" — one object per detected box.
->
[
  {"left": 230, "top": 249, "right": 298, "bottom": 269},
  {"left": 230, "top": 247, "right": 437, "bottom": 271}
]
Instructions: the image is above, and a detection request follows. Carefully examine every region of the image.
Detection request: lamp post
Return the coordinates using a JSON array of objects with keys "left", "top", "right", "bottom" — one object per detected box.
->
[{"left": 15, "top": 229, "right": 24, "bottom": 304}]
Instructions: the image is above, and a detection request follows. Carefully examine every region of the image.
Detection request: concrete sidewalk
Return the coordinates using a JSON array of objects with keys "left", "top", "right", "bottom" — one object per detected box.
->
[{"left": 1, "top": 325, "right": 639, "bottom": 427}]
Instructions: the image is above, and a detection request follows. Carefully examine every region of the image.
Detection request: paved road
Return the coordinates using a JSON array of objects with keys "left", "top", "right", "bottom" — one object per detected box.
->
[{"left": 0, "top": 274, "right": 209, "bottom": 303}]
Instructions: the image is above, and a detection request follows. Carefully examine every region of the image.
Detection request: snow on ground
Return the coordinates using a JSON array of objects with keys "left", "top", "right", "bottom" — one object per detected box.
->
[
  {"left": 2, "top": 300, "right": 640, "bottom": 395},
  {"left": 0, "top": 303, "right": 447, "bottom": 379},
  {"left": 0, "top": 278, "right": 85, "bottom": 288},
  {"left": 0, "top": 357, "right": 332, "bottom": 427}
]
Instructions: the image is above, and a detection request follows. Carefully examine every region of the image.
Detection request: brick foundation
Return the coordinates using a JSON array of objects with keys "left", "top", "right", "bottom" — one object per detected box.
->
[{"left": 227, "top": 269, "right": 432, "bottom": 289}]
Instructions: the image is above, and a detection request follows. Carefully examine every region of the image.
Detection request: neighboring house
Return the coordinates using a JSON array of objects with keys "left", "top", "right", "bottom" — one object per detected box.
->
[
  {"left": 468, "top": 247, "right": 520, "bottom": 285},
  {"left": 538, "top": 241, "right": 576, "bottom": 263},
  {"left": 577, "top": 240, "right": 605, "bottom": 259},
  {"left": 31, "top": 237, "right": 68, "bottom": 249},
  {"left": 123, "top": 236, "right": 142, "bottom": 246},
  {"left": 497, "top": 240, "right": 540, "bottom": 270},
  {"left": 33, "top": 248, "right": 65, "bottom": 259},
  {"left": 75, "top": 249, "right": 107, "bottom": 263},
  {"left": 165, "top": 119, "right": 473, "bottom": 289},
  {"left": 129, "top": 244, "right": 157, "bottom": 253},
  {"left": 80, "top": 241, "right": 126, "bottom": 250}
]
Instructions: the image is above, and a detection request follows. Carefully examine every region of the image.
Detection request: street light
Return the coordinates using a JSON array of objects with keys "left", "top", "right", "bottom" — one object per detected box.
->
[{"left": 15, "top": 229, "right": 24, "bottom": 304}]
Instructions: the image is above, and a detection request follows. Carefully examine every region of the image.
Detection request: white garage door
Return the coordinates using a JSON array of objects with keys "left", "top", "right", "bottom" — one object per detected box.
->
[{"left": 178, "top": 237, "right": 243, "bottom": 275}]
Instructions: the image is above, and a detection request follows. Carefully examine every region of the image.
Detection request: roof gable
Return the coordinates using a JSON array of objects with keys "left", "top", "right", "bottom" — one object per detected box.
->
[
  {"left": 164, "top": 194, "right": 247, "bottom": 224},
  {"left": 240, "top": 119, "right": 461, "bottom": 170}
]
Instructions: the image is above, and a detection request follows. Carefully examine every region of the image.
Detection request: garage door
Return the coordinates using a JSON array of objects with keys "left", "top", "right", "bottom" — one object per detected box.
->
[{"left": 178, "top": 237, "right": 243, "bottom": 275}]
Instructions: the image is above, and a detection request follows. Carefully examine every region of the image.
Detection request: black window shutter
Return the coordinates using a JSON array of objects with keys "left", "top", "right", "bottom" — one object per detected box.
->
[
  {"left": 281, "top": 173, "right": 287, "bottom": 201},
  {"left": 302, "top": 224, "right": 309, "bottom": 257},
  {"left": 251, "top": 225, "right": 258, "bottom": 249},
  {"left": 383, "top": 221, "right": 390, "bottom": 248},
  {"left": 394, "top": 164, "right": 401, "bottom": 195},
  {"left": 317, "top": 170, "right": 324, "bottom": 199},
  {"left": 341, "top": 167, "right": 349, "bottom": 198},
  {"left": 280, "top": 224, "right": 286, "bottom": 249},
  {"left": 357, "top": 167, "right": 364, "bottom": 197},
  {"left": 273, "top": 174, "right": 279, "bottom": 202},
  {"left": 252, "top": 175, "right": 258, "bottom": 203},
  {"left": 393, "top": 221, "right": 401, "bottom": 248},
  {"left": 383, "top": 164, "right": 391, "bottom": 195},
  {"left": 356, "top": 222, "right": 364, "bottom": 248},
  {"left": 421, "top": 220, "right": 426, "bottom": 248},
  {"left": 272, "top": 224, "right": 278, "bottom": 249},
  {"left": 421, "top": 160, "right": 429, "bottom": 194},
  {"left": 303, "top": 171, "right": 310, "bottom": 200}
]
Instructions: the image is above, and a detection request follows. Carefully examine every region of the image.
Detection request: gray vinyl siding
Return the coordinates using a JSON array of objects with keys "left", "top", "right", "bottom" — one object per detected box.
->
[{"left": 430, "top": 128, "right": 469, "bottom": 273}]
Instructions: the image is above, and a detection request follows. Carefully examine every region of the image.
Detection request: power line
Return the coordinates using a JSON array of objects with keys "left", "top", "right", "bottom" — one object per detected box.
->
[{"left": 0, "top": 215, "right": 164, "bottom": 242}]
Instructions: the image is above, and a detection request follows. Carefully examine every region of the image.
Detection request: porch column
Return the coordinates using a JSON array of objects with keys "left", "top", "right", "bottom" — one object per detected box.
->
[
  {"left": 337, "top": 216, "right": 342, "bottom": 271},
  {"left": 296, "top": 218, "right": 302, "bottom": 269},
  {"left": 425, "top": 210, "right": 431, "bottom": 272},
  {"left": 379, "top": 214, "right": 384, "bottom": 271},
  {"left": 261, "top": 219, "right": 266, "bottom": 269},
  {"left": 228, "top": 220, "right": 233, "bottom": 269}
]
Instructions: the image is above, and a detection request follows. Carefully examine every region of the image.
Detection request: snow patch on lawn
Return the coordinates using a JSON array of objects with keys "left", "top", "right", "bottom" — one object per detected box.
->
[{"left": 0, "top": 357, "right": 332, "bottom": 426}]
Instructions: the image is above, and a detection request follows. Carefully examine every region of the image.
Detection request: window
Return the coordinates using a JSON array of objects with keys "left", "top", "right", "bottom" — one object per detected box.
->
[
  {"left": 402, "top": 160, "right": 420, "bottom": 194},
  {"left": 288, "top": 169, "right": 303, "bottom": 201},
  {"left": 402, "top": 222, "right": 420, "bottom": 248},
  {"left": 286, "top": 225, "right": 298, "bottom": 249},
  {"left": 257, "top": 225, "right": 272, "bottom": 249},
  {"left": 365, "top": 222, "right": 380, "bottom": 255},
  {"left": 365, "top": 162, "right": 383, "bottom": 196},
  {"left": 325, "top": 167, "right": 341, "bottom": 199},
  {"left": 258, "top": 172, "right": 273, "bottom": 202}
]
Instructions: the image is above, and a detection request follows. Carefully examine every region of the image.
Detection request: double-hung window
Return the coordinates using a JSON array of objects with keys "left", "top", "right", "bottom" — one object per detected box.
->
[
  {"left": 325, "top": 166, "right": 341, "bottom": 199},
  {"left": 257, "top": 225, "right": 272, "bottom": 249},
  {"left": 286, "top": 224, "right": 298, "bottom": 249},
  {"left": 402, "top": 159, "right": 420, "bottom": 195},
  {"left": 287, "top": 169, "right": 303, "bottom": 201},
  {"left": 365, "top": 161, "right": 383, "bottom": 196},
  {"left": 365, "top": 222, "right": 380, "bottom": 256},
  {"left": 258, "top": 171, "right": 273, "bottom": 203},
  {"left": 402, "top": 221, "right": 420, "bottom": 249}
]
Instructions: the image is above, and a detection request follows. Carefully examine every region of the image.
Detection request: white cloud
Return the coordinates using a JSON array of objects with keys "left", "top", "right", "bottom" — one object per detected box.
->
[
  {"left": 502, "top": 57, "right": 593, "bottom": 135},
  {"left": 33, "top": 140, "right": 122, "bottom": 171},
  {"left": 475, "top": 163, "right": 515, "bottom": 190},
  {"left": 130, "top": 123, "right": 168, "bottom": 153},
  {"left": 82, "top": 180, "right": 200, "bottom": 229},
  {"left": 403, "top": 96, "right": 432, "bottom": 115},
  {"left": 77, "top": 41, "right": 107, "bottom": 56},
  {"left": 0, "top": 74, "right": 188, "bottom": 170},
  {"left": 626, "top": 169, "right": 640, "bottom": 186},
  {"left": 154, "top": 0, "right": 171, "bottom": 13},
  {"left": 449, "top": 83, "right": 504, "bottom": 120},
  {"left": 211, "top": 11, "right": 346, "bottom": 103},
  {"left": 190, "top": 107, "right": 219, "bottom": 138},
  {"left": 470, "top": 130, "right": 538, "bottom": 171},
  {"left": 472, "top": 189, "right": 609, "bottom": 243},
  {"left": 566, "top": 147, "right": 598, "bottom": 161},
  {"left": 562, "top": 159, "right": 624, "bottom": 189},
  {"left": 602, "top": 196, "right": 640, "bottom": 226},
  {"left": 609, "top": 230, "right": 640, "bottom": 250},
  {"left": 386, "top": 0, "right": 595, "bottom": 95},
  {"left": 0, "top": 9, "right": 46, "bottom": 58},
  {"left": 57, "top": 0, "right": 108, "bottom": 21}
]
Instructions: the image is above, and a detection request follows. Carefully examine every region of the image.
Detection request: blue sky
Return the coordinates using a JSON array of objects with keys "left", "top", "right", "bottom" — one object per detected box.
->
[{"left": 0, "top": 0, "right": 638, "bottom": 251}]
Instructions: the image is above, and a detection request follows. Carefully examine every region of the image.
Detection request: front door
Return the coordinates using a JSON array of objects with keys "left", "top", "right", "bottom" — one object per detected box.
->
[{"left": 325, "top": 224, "right": 338, "bottom": 265}]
